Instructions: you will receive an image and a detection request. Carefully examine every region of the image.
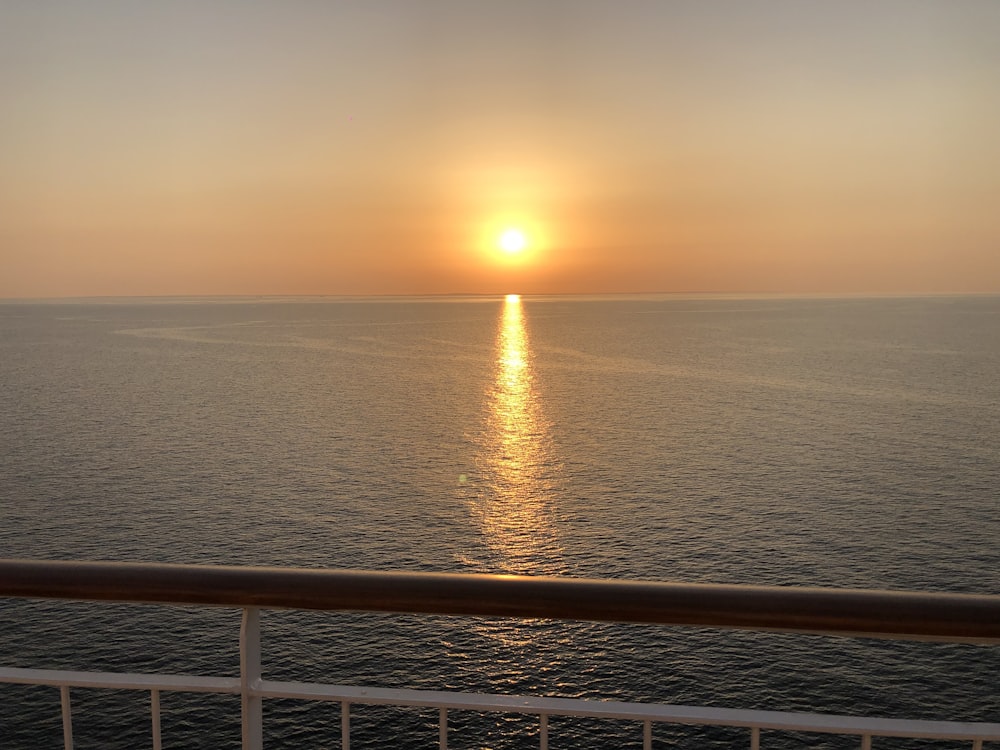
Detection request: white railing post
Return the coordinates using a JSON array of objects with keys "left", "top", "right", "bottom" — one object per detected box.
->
[
  {"left": 151, "top": 689, "right": 162, "bottom": 750},
  {"left": 60, "top": 685, "right": 74, "bottom": 750},
  {"left": 751, "top": 726, "right": 760, "bottom": 750},
  {"left": 241, "top": 607, "right": 263, "bottom": 750},
  {"left": 861, "top": 734, "right": 872, "bottom": 750}
]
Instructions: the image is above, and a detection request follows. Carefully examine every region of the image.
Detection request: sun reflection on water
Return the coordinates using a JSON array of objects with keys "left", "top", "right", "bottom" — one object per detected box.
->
[{"left": 470, "top": 294, "right": 563, "bottom": 577}]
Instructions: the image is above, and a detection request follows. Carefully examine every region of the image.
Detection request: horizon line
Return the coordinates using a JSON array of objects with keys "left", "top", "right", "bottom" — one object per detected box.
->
[{"left": 3, "top": 290, "right": 998, "bottom": 304}]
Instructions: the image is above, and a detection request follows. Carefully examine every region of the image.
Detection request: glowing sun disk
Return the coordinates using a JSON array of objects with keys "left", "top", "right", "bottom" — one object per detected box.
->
[{"left": 499, "top": 228, "right": 527, "bottom": 254}]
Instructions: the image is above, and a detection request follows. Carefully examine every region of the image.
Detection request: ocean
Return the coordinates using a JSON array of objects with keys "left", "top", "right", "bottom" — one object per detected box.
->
[{"left": 1, "top": 294, "right": 998, "bottom": 748}]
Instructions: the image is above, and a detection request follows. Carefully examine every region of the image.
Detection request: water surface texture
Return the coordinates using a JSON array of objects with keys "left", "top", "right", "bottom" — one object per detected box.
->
[{"left": 1, "top": 295, "right": 998, "bottom": 748}]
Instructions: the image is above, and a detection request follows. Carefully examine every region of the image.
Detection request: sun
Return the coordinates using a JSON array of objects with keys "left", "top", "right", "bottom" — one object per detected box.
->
[
  {"left": 498, "top": 228, "right": 527, "bottom": 254},
  {"left": 476, "top": 216, "right": 547, "bottom": 269}
]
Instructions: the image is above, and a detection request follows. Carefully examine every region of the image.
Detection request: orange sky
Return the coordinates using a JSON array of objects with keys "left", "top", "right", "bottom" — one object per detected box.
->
[{"left": 2, "top": 1, "right": 999, "bottom": 298}]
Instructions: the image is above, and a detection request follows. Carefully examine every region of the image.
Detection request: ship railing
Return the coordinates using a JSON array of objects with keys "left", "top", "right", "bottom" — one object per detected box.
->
[{"left": 0, "top": 559, "right": 998, "bottom": 750}]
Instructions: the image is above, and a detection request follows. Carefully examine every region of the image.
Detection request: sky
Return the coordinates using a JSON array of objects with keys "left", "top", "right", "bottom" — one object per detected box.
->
[{"left": 2, "top": 0, "right": 999, "bottom": 298}]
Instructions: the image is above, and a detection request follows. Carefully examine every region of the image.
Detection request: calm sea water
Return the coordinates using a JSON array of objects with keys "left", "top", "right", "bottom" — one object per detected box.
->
[{"left": 1, "top": 295, "right": 998, "bottom": 748}]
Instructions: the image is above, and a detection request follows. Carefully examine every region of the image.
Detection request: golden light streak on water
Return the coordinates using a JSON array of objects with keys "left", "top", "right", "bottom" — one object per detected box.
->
[{"left": 471, "top": 294, "right": 563, "bottom": 579}]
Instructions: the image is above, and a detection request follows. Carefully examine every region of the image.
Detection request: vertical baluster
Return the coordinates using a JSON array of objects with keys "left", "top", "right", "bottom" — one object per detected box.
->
[
  {"left": 241, "top": 607, "right": 263, "bottom": 750},
  {"left": 539, "top": 713, "right": 548, "bottom": 750},
  {"left": 341, "top": 701, "right": 350, "bottom": 750},
  {"left": 60, "top": 685, "right": 73, "bottom": 750},
  {"left": 439, "top": 707, "right": 448, "bottom": 750},
  {"left": 972, "top": 741, "right": 982, "bottom": 750},
  {"left": 751, "top": 726, "right": 760, "bottom": 750},
  {"left": 643, "top": 719, "right": 651, "bottom": 750},
  {"left": 861, "top": 735, "right": 872, "bottom": 750},
  {"left": 151, "top": 689, "right": 162, "bottom": 750}
]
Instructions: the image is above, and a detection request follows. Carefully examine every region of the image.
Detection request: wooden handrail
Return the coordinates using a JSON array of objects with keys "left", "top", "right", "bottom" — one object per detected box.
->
[{"left": 1, "top": 559, "right": 997, "bottom": 643}]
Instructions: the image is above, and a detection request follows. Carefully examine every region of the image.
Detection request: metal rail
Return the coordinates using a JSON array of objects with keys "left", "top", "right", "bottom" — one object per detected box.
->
[
  {"left": 1, "top": 560, "right": 999, "bottom": 749},
  {"left": 1, "top": 559, "right": 999, "bottom": 642},
  {"left": 4, "top": 655, "right": 1000, "bottom": 748}
]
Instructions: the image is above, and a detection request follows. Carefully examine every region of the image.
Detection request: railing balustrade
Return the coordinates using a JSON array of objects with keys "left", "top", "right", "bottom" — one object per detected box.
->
[{"left": 1, "top": 560, "right": 998, "bottom": 749}]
